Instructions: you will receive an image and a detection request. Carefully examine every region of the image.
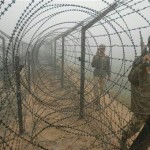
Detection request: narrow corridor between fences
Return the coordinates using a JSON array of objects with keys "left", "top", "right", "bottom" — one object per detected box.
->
[{"left": 0, "top": 0, "right": 150, "bottom": 149}]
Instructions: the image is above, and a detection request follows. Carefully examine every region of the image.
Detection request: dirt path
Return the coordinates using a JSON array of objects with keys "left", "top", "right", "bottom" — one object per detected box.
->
[{"left": 17, "top": 64, "right": 149, "bottom": 150}]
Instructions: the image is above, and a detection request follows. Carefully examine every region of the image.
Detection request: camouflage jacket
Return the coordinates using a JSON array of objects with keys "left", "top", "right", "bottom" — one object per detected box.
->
[
  {"left": 128, "top": 59, "right": 150, "bottom": 115},
  {"left": 91, "top": 55, "right": 111, "bottom": 77}
]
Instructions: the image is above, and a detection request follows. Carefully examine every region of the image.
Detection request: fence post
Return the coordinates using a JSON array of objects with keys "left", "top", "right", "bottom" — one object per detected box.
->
[
  {"left": 61, "top": 37, "right": 65, "bottom": 87},
  {"left": 27, "top": 51, "right": 31, "bottom": 93},
  {"left": 31, "top": 49, "right": 35, "bottom": 81},
  {"left": 79, "top": 28, "right": 86, "bottom": 119},
  {"left": 79, "top": 2, "right": 117, "bottom": 119},
  {"left": 15, "top": 55, "right": 24, "bottom": 134},
  {"left": 11, "top": 41, "right": 14, "bottom": 74},
  {"left": 49, "top": 42, "right": 52, "bottom": 65},
  {"left": 54, "top": 40, "right": 57, "bottom": 74},
  {"left": 0, "top": 36, "right": 6, "bottom": 88}
]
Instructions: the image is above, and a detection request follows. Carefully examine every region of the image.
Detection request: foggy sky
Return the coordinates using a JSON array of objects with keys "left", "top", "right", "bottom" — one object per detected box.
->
[{"left": 0, "top": 0, "right": 150, "bottom": 60}]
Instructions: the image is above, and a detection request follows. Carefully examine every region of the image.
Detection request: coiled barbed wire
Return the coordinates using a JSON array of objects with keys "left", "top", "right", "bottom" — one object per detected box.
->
[{"left": 0, "top": 0, "right": 150, "bottom": 149}]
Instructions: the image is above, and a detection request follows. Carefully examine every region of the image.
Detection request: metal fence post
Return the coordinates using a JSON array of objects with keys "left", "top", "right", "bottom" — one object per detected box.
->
[
  {"left": 0, "top": 36, "right": 6, "bottom": 88},
  {"left": 49, "top": 42, "right": 52, "bottom": 65},
  {"left": 54, "top": 40, "right": 56, "bottom": 74},
  {"left": 15, "top": 55, "right": 24, "bottom": 134},
  {"left": 27, "top": 51, "right": 31, "bottom": 93},
  {"left": 79, "top": 2, "right": 117, "bottom": 119},
  {"left": 79, "top": 28, "right": 86, "bottom": 119},
  {"left": 31, "top": 49, "right": 35, "bottom": 81},
  {"left": 61, "top": 37, "right": 65, "bottom": 87}
]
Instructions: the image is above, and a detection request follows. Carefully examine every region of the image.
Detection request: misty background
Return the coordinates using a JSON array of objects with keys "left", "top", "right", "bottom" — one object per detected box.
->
[{"left": 0, "top": 0, "right": 150, "bottom": 107}]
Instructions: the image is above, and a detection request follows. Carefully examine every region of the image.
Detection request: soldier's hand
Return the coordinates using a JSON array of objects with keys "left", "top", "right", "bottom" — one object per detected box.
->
[{"left": 142, "top": 54, "right": 150, "bottom": 63}]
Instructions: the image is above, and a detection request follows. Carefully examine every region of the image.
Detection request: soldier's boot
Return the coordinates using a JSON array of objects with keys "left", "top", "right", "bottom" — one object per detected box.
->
[
  {"left": 120, "top": 141, "right": 128, "bottom": 150},
  {"left": 120, "top": 131, "right": 128, "bottom": 150}
]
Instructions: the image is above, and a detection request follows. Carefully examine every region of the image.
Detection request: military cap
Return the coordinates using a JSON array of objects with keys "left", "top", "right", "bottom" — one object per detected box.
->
[{"left": 98, "top": 44, "right": 106, "bottom": 49}]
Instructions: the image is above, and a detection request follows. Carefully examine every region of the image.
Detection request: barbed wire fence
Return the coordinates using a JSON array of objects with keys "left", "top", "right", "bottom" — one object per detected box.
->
[{"left": 0, "top": 0, "right": 150, "bottom": 149}]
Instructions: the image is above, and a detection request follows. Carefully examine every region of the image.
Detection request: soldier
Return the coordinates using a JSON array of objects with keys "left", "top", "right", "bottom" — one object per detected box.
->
[
  {"left": 120, "top": 36, "right": 150, "bottom": 149},
  {"left": 91, "top": 44, "right": 111, "bottom": 109},
  {"left": 19, "top": 65, "right": 24, "bottom": 73}
]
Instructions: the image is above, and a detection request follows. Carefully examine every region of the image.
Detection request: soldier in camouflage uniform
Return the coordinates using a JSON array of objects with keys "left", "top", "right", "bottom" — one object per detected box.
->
[
  {"left": 120, "top": 36, "right": 150, "bottom": 149},
  {"left": 91, "top": 44, "right": 111, "bottom": 109}
]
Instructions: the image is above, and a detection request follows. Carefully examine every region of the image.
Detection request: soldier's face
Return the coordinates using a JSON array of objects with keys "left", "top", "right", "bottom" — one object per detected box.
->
[{"left": 98, "top": 48, "right": 105, "bottom": 54}]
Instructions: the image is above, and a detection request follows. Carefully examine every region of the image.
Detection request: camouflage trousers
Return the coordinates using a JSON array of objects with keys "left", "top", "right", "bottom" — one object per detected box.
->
[
  {"left": 122, "top": 113, "right": 149, "bottom": 141},
  {"left": 93, "top": 76, "right": 105, "bottom": 105}
]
